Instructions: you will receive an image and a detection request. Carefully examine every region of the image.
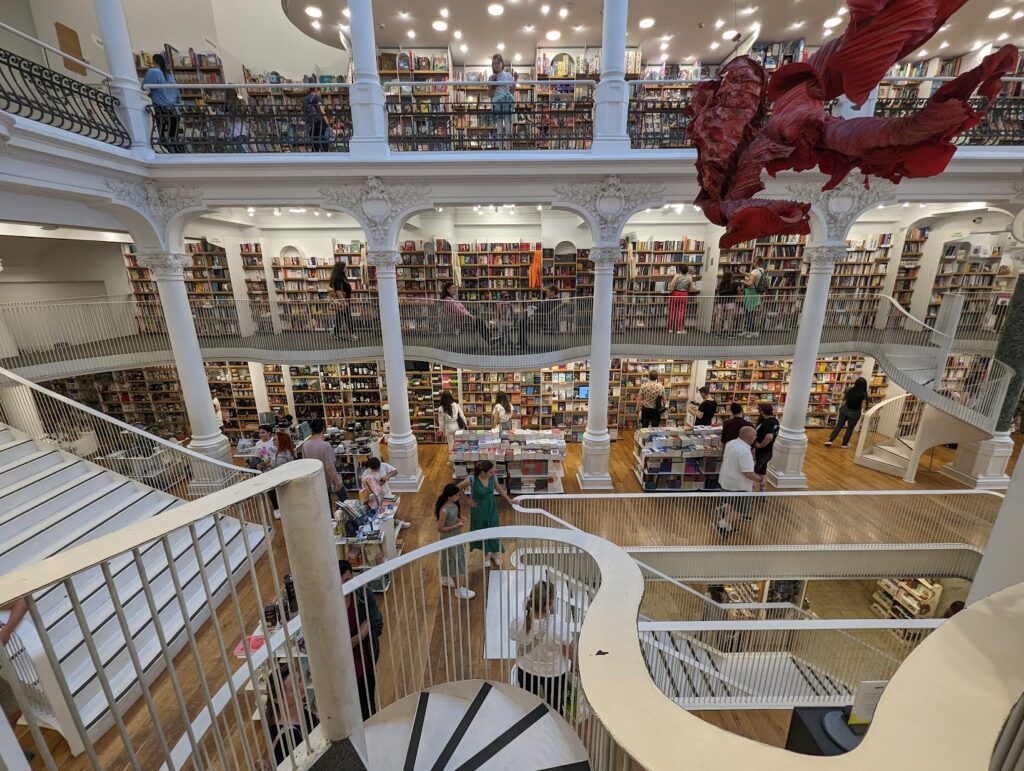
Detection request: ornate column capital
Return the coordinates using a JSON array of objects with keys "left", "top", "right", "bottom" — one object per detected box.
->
[
  {"left": 105, "top": 179, "right": 204, "bottom": 243},
  {"left": 804, "top": 244, "right": 847, "bottom": 273},
  {"left": 135, "top": 251, "right": 192, "bottom": 280},
  {"left": 785, "top": 176, "right": 897, "bottom": 242},
  {"left": 319, "top": 176, "right": 431, "bottom": 248},
  {"left": 366, "top": 249, "right": 402, "bottom": 278},
  {"left": 553, "top": 175, "right": 666, "bottom": 242},
  {"left": 590, "top": 246, "right": 621, "bottom": 270}
]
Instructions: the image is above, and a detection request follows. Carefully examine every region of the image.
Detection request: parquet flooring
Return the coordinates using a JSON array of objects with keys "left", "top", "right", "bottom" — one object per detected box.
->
[{"left": 16, "top": 431, "right": 1022, "bottom": 767}]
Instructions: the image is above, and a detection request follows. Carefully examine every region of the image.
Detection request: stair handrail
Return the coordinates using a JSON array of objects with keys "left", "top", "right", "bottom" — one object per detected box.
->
[
  {"left": 853, "top": 392, "right": 912, "bottom": 459},
  {"left": 0, "top": 364, "right": 257, "bottom": 482}
]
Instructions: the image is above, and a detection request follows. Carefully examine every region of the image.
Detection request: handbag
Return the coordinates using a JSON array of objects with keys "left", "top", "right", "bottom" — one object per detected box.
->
[{"left": 456, "top": 407, "right": 467, "bottom": 430}]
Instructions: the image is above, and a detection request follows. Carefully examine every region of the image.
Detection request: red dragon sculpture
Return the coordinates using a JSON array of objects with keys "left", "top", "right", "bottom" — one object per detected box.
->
[{"left": 686, "top": 0, "right": 1020, "bottom": 248}]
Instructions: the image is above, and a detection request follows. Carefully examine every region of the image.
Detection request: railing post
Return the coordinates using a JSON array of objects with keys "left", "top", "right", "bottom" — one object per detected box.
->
[
  {"left": 92, "top": 0, "right": 152, "bottom": 151},
  {"left": 944, "top": 281, "right": 1024, "bottom": 489},
  {"left": 578, "top": 246, "right": 616, "bottom": 489},
  {"left": 769, "top": 243, "right": 843, "bottom": 488},
  {"left": 346, "top": 0, "right": 390, "bottom": 159},
  {"left": 592, "top": 0, "right": 631, "bottom": 154},
  {"left": 136, "top": 253, "right": 233, "bottom": 472},
  {"left": 368, "top": 250, "right": 423, "bottom": 491},
  {"left": 276, "top": 460, "right": 369, "bottom": 764}
]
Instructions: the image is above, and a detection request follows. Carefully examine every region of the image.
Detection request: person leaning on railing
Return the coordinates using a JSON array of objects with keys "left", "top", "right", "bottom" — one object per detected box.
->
[{"left": 142, "top": 53, "right": 182, "bottom": 152}]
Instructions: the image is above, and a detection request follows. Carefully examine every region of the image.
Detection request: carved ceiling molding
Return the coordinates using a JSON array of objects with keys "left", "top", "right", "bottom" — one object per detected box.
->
[
  {"left": 319, "top": 176, "right": 431, "bottom": 247},
  {"left": 553, "top": 175, "right": 666, "bottom": 243},
  {"left": 785, "top": 176, "right": 898, "bottom": 242},
  {"left": 104, "top": 179, "right": 204, "bottom": 237}
]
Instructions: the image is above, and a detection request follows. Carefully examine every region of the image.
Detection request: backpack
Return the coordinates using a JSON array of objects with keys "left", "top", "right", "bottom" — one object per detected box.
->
[{"left": 754, "top": 269, "right": 769, "bottom": 294}]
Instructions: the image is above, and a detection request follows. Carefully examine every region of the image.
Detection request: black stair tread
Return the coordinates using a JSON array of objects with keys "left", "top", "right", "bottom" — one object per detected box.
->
[
  {"left": 538, "top": 763, "right": 591, "bottom": 771},
  {"left": 452, "top": 703, "right": 550, "bottom": 771},
  {"left": 430, "top": 682, "right": 493, "bottom": 771},
  {"left": 403, "top": 691, "right": 430, "bottom": 771}
]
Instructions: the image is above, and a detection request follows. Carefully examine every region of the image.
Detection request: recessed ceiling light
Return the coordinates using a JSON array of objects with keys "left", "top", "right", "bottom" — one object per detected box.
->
[
  {"left": 997, "top": 32, "right": 1010, "bottom": 40},
  {"left": 572, "top": 24, "right": 584, "bottom": 31},
  {"left": 513, "top": 52, "right": 522, "bottom": 61},
  {"left": 477, "top": 209, "right": 483, "bottom": 215},
  {"left": 325, "top": 212, "right": 332, "bottom": 218},
  {"left": 902, "top": 202, "right": 910, "bottom": 207},
  {"left": 971, "top": 40, "right": 983, "bottom": 50},
  {"left": 939, "top": 40, "right": 949, "bottom": 48},
  {"left": 823, "top": 16, "right": 842, "bottom": 28},
  {"left": 739, "top": 5, "right": 758, "bottom": 15},
  {"left": 823, "top": 28, "right": 833, "bottom": 36},
  {"left": 645, "top": 208, "right": 651, "bottom": 213},
  {"left": 304, "top": 6, "right": 322, "bottom": 17},
  {"left": 790, "top": 20, "right": 805, "bottom": 28},
  {"left": 714, "top": 19, "right": 725, "bottom": 28},
  {"left": 660, "top": 42, "right": 669, "bottom": 50},
  {"left": 559, "top": 7, "right": 568, "bottom": 18},
  {"left": 988, "top": 7, "right": 1011, "bottom": 19},
  {"left": 398, "top": 9, "right": 410, "bottom": 18},
  {"left": 440, "top": 7, "right": 449, "bottom": 17},
  {"left": 917, "top": 49, "right": 928, "bottom": 57},
  {"left": 837, "top": 6, "right": 847, "bottom": 15},
  {"left": 546, "top": 29, "right": 561, "bottom": 40},
  {"left": 246, "top": 206, "right": 255, "bottom": 213},
  {"left": 639, "top": 17, "right": 655, "bottom": 28},
  {"left": 1013, "top": 10, "right": 1024, "bottom": 20},
  {"left": 496, "top": 42, "right": 504, "bottom": 50},
  {"left": 540, "top": 4, "right": 550, "bottom": 13},
  {"left": 488, "top": 3, "right": 504, "bottom": 15},
  {"left": 722, "top": 29, "right": 738, "bottom": 39},
  {"left": 877, "top": 204, "right": 885, "bottom": 209},
  {"left": 273, "top": 208, "right": 282, "bottom": 216},
  {"left": 537, "top": 205, "right": 543, "bottom": 211},
  {"left": 460, "top": 43, "right": 468, "bottom": 51},
  {"left": 938, "top": 23, "right": 949, "bottom": 31},
  {"left": 660, "top": 34, "right": 673, "bottom": 41},
  {"left": 919, "top": 203, "right": 926, "bottom": 208},
  {"left": 288, "top": 208, "right": 307, "bottom": 213},
  {"left": 248, "top": 211, "right": 254, "bottom": 217},
  {"left": 660, "top": 53, "right": 669, "bottom": 62},
  {"left": 432, "top": 20, "right": 447, "bottom": 31},
  {"left": 311, "top": 20, "right": 321, "bottom": 29},
  {"left": 454, "top": 29, "right": 462, "bottom": 39},
  {"left": 710, "top": 41, "right": 720, "bottom": 49},
  {"left": 437, "top": 207, "right": 444, "bottom": 212},
  {"left": 407, "top": 29, "right": 416, "bottom": 38},
  {"left": 313, "top": 211, "right": 320, "bottom": 216}
]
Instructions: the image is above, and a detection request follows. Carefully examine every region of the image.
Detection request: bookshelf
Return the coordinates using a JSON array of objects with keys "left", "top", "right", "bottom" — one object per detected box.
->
[
  {"left": 288, "top": 363, "right": 385, "bottom": 432},
  {"left": 835, "top": 234, "right": 892, "bottom": 295},
  {"left": 449, "top": 429, "right": 567, "bottom": 494},
  {"left": 806, "top": 356, "right": 888, "bottom": 428},
  {"left": 264, "top": 363, "right": 289, "bottom": 415},
  {"left": 755, "top": 235, "right": 807, "bottom": 291},
  {"left": 456, "top": 242, "right": 542, "bottom": 300},
  {"left": 183, "top": 241, "right": 240, "bottom": 336},
  {"left": 206, "top": 361, "right": 259, "bottom": 441},
  {"left": 717, "top": 240, "right": 757, "bottom": 284},
  {"left": 397, "top": 239, "right": 455, "bottom": 299},
  {"left": 928, "top": 240, "right": 1005, "bottom": 326},
  {"left": 892, "top": 227, "right": 929, "bottom": 312},
  {"left": 879, "top": 61, "right": 931, "bottom": 100},
  {"left": 271, "top": 252, "right": 334, "bottom": 331},
  {"left": 872, "top": 578, "right": 941, "bottom": 640},
  {"left": 618, "top": 358, "right": 694, "bottom": 430},
  {"left": 633, "top": 426, "right": 722, "bottom": 492},
  {"left": 628, "top": 237, "right": 706, "bottom": 292},
  {"left": 122, "top": 243, "right": 159, "bottom": 305},
  {"left": 380, "top": 46, "right": 456, "bottom": 152},
  {"left": 703, "top": 360, "right": 790, "bottom": 419},
  {"left": 630, "top": 63, "right": 711, "bottom": 148},
  {"left": 543, "top": 247, "right": 577, "bottom": 293},
  {"left": 135, "top": 45, "right": 224, "bottom": 108},
  {"left": 240, "top": 67, "right": 351, "bottom": 147}
]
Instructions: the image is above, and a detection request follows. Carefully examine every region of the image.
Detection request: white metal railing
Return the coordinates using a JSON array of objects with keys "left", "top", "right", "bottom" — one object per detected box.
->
[{"left": 855, "top": 393, "right": 924, "bottom": 465}]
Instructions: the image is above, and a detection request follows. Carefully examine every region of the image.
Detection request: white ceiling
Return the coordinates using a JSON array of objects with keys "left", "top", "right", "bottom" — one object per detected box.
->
[{"left": 281, "top": 0, "right": 1024, "bottom": 68}]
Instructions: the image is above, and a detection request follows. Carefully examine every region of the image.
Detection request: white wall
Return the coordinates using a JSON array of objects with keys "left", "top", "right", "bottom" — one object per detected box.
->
[
  {"left": 0, "top": 236, "right": 132, "bottom": 299},
  {"left": 21, "top": 0, "right": 107, "bottom": 80},
  {"left": 0, "top": 0, "right": 42, "bottom": 62}
]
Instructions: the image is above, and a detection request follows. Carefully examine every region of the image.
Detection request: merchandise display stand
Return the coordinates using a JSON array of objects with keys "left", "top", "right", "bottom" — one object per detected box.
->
[
  {"left": 335, "top": 496, "right": 401, "bottom": 593},
  {"left": 448, "top": 428, "right": 567, "bottom": 493},
  {"left": 633, "top": 426, "right": 722, "bottom": 492},
  {"left": 872, "top": 578, "right": 942, "bottom": 641}
]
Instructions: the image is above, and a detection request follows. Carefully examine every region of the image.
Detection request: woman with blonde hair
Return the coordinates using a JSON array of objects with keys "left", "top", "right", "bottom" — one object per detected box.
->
[{"left": 509, "top": 579, "right": 574, "bottom": 713}]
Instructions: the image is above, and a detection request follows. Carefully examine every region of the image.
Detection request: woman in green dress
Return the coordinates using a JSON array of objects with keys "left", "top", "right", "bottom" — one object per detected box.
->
[{"left": 458, "top": 460, "right": 515, "bottom": 568}]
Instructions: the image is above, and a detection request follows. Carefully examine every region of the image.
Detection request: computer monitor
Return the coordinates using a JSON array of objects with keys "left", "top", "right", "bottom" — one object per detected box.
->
[
  {"left": 258, "top": 411, "right": 276, "bottom": 426},
  {"left": 297, "top": 421, "right": 312, "bottom": 440},
  {"left": 578, "top": 386, "right": 590, "bottom": 399}
]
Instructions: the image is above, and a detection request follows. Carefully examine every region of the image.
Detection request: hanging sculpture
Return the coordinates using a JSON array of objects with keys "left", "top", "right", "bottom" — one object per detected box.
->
[{"left": 686, "top": 0, "right": 1020, "bottom": 247}]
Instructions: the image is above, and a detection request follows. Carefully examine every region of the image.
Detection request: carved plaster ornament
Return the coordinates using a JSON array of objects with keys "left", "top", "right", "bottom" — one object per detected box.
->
[
  {"left": 319, "top": 176, "right": 431, "bottom": 246},
  {"left": 785, "top": 176, "right": 897, "bottom": 242},
  {"left": 104, "top": 179, "right": 204, "bottom": 235},
  {"left": 553, "top": 175, "right": 666, "bottom": 243}
]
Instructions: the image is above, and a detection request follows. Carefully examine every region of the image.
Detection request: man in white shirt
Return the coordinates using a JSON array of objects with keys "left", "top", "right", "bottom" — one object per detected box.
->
[{"left": 715, "top": 425, "right": 763, "bottom": 536}]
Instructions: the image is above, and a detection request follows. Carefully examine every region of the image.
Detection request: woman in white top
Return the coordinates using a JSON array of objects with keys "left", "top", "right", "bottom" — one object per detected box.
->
[
  {"left": 492, "top": 393, "right": 513, "bottom": 432},
  {"left": 509, "top": 580, "right": 573, "bottom": 713},
  {"left": 437, "top": 391, "right": 467, "bottom": 460},
  {"left": 666, "top": 264, "right": 693, "bottom": 335},
  {"left": 361, "top": 457, "right": 410, "bottom": 530}
]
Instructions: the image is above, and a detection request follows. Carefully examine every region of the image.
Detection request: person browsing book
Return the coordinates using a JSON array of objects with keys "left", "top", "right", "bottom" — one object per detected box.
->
[
  {"left": 666, "top": 265, "right": 692, "bottom": 334},
  {"left": 636, "top": 371, "right": 666, "bottom": 428},
  {"left": 690, "top": 386, "right": 718, "bottom": 427}
]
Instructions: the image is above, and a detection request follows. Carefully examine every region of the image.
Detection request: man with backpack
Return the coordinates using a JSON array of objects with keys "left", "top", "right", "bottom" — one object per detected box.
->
[{"left": 741, "top": 257, "right": 769, "bottom": 338}]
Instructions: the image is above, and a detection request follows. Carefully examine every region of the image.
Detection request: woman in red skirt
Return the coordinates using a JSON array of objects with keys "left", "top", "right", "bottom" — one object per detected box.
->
[{"left": 667, "top": 264, "right": 693, "bottom": 334}]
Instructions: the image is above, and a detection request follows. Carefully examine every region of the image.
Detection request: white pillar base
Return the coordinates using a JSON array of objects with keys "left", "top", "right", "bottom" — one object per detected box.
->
[
  {"left": 941, "top": 432, "right": 1015, "bottom": 490},
  {"left": 767, "top": 427, "right": 809, "bottom": 489},
  {"left": 385, "top": 433, "right": 424, "bottom": 493},
  {"left": 184, "top": 431, "right": 235, "bottom": 496},
  {"left": 577, "top": 431, "right": 613, "bottom": 490}
]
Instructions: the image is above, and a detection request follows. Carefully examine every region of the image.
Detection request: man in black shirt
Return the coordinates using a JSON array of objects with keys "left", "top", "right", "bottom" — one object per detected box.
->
[
  {"left": 692, "top": 386, "right": 717, "bottom": 426},
  {"left": 720, "top": 402, "right": 751, "bottom": 444}
]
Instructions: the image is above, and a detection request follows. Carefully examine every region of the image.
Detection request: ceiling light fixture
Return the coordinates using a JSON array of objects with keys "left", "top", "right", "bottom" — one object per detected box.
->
[
  {"left": 288, "top": 208, "right": 307, "bottom": 213},
  {"left": 639, "top": 17, "right": 656, "bottom": 29},
  {"left": 902, "top": 202, "right": 910, "bottom": 207},
  {"left": 311, "top": 20, "right": 321, "bottom": 29},
  {"left": 440, "top": 7, "right": 449, "bottom": 17},
  {"left": 660, "top": 42, "right": 669, "bottom": 50},
  {"left": 273, "top": 208, "right": 282, "bottom": 216},
  {"left": 877, "top": 204, "right": 885, "bottom": 209},
  {"left": 722, "top": 29, "right": 738, "bottom": 39},
  {"left": 710, "top": 41, "right": 720, "bottom": 49},
  {"left": 342, "top": 7, "right": 350, "bottom": 17},
  {"left": 460, "top": 43, "right": 468, "bottom": 51},
  {"left": 740, "top": 5, "right": 758, "bottom": 15},
  {"left": 524, "top": 24, "right": 535, "bottom": 31},
  {"left": 546, "top": 29, "right": 561, "bottom": 40},
  {"left": 497, "top": 42, "right": 505, "bottom": 50},
  {"left": 660, "top": 53, "right": 669, "bottom": 62},
  {"left": 537, "top": 205, "right": 542, "bottom": 211},
  {"left": 660, "top": 34, "right": 674, "bottom": 41},
  {"left": 559, "top": 7, "right": 568, "bottom": 18},
  {"left": 573, "top": 25, "right": 585, "bottom": 31},
  {"left": 714, "top": 19, "right": 725, "bottom": 28},
  {"left": 791, "top": 20, "right": 805, "bottom": 28},
  {"left": 540, "top": 4, "right": 550, "bottom": 14},
  {"left": 453, "top": 29, "right": 462, "bottom": 39},
  {"left": 823, "top": 28, "right": 833, "bottom": 36},
  {"left": 438, "top": 207, "right": 444, "bottom": 212},
  {"left": 248, "top": 212, "right": 254, "bottom": 217},
  {"left": 513, "top": 52, "right": 522, "bottom": 61},
  {"left": 939, "top": 40, "right": 949, "bottom": 48},
  {"left": 938, "top": 23, "right": 949, "bottom": 31},
  {"left": 988, "top": 7, "right": 1011, "bottom": 19},
  {"left": 823, "top": 16, "right": 842, "bottom": 28},
  {"left": 304, "top": 6, "right": 322, "bottom": 17},
  {"left": 432, "top": 20, "right": 447, "bottom": 30},
  {"left": 837, "top": 6, "right": 847, "bottom": 15},
  {"left": 997, "top": 32, "right": 1010, "bottom": 40},
  {"left": 407, "top": 29, "right": 416, "bottom": 38},
  {"left": 919, "top": 203, "right": 926, "bottom": 208},
  {"left": 1013, "top": 10, "right": 1024, "bottom": 20},
  {"left": 917, "top": 49, "right": 928, "bottom": 57},
  {"left": 398, "top": 9, "right": 410, "bottom": 18},
  {"left": 325, "top": 212, "right": 332, "bottom": 217},
  {"left": 313, "top": 211, "right": 320, "bottom": 216},
  {"left": 246, "top": 206, "right": 255, "bottom": 213},
  {"left": 487, "top": 3, "right": 504, "bottom": 15}
]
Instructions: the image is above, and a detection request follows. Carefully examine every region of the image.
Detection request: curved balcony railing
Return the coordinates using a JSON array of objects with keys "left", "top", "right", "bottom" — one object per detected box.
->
[
  {"left": 0, "top": 464, "right": 1019, "bottom": 770},
  {"left": 142, "top": 83, "right": 353, "bottom": 154},
  {"left": 0, "top": 290, "right": 1010, "bottom": 430},
  {"left": 0, "top": 39, "right": 130, "bottom": 148}
]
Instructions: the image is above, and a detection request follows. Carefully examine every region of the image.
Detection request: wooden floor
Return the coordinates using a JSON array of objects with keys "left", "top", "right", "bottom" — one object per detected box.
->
[{"left": 17, "top": 431, "right": 1022, "bottom": 768}]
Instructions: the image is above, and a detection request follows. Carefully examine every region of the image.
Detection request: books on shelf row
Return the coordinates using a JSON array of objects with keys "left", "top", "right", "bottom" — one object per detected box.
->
[
  {"left": 633, "top": 426, "right": 722, "bottom": 492},
  {"left": 449, "top": 428, "right": 567, "bottom": 494}
]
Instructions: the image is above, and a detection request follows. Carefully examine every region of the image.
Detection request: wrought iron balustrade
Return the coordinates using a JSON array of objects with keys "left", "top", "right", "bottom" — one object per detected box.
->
[{"left": 0, "top": 45, "right": 130, "bottom": 148}]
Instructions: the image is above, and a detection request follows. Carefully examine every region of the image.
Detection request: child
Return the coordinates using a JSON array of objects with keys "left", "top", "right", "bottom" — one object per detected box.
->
[{"left": 435, "top": 483, "right": 475, "bottom": 600}]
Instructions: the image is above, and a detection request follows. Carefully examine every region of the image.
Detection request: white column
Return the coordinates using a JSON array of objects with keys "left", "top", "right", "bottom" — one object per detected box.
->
[
  {"left": 137, "top": 253, "right": 232, "bottom": 465},
  {"left": 592, "top": 0, "right": 631, "bottom": 153},
  {"left": 967, "top": 458, "right": 1024, "bottom": 604},
  {"left": 369, "top": 250, "right": 423, "bottom": 492},
  {"left": 578, "top": 247, "right": 616, "bottom": 489},
  {"left": 248, "top": 361, "right": 271, "bottom": 416},
  {"left": 0, "top": 383, "right": 45, "bottom": 438},
  {"left": 277, "top": 460, "right": 368, "bottom": 760},
  {"left": 346, "top": 0, "right": 389, "bottom": 159},
  {"left": 768, "top": 243, "right": 843, "bottom": 489},
  {"left": 92, "top": 0, "right": 152, "bottom": 151},
  {"left": 835, "top": 86, "right": 879, "bottom": 118}
]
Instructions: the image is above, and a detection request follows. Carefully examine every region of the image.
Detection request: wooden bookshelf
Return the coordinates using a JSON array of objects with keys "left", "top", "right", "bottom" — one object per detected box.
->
[
  {"left": 835, "top": 234, "right": 892, "bottom": 295},
  {"left": 806, "top": 356, "right": 888, "bottom": 428},
  {"left": 184, "top": 241, "right": 240, "bottom": 336},
  {"left": 893, "top": 227, "right": 930, "bottom": 312},
  {"left": 135, "top": 45, "right": 225, "bottom": 107},
  {"left": 272, "top": 253, "right": 335, "bottom": 331},
  {"left": 703, "top": 359, "right": 790, "bottom": 419},
  {"left": 264, "top": 363, "right": 289, "bottom": 414},
  {"left": 928, "top": 240, "right": 1005, "bottom": 326},
  {"left": 543, "top": 247, "right": 577, "bottom": 293},
  {"left": 618, "top": 358, "right": 694, "bottom": 430},
  {"left": 241, "top": 66, "right": 351, "bottom": 146},
  {"left": 241, "top": 243, "right": 269, "bottom": 302},
  {"left": 206, "top": 361, "right": 258, "bottom": 441},
  {"left": 397, "top": 239, "right": 455, "bottom": 299},
  {"left": 717, "top": 240, "right": 757, "bottom": 284},
  {"left": 122, "top": 243, "right": 159, "bottom": 305},
  {"left": 756, "top": 235, "right": 807, "bottom": 291},
  {"left": 456, "top": 242, "right": 542, "bottom": 300},
  {"left": 288, "top": 362, "right": 385, "bottom": 433}
]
